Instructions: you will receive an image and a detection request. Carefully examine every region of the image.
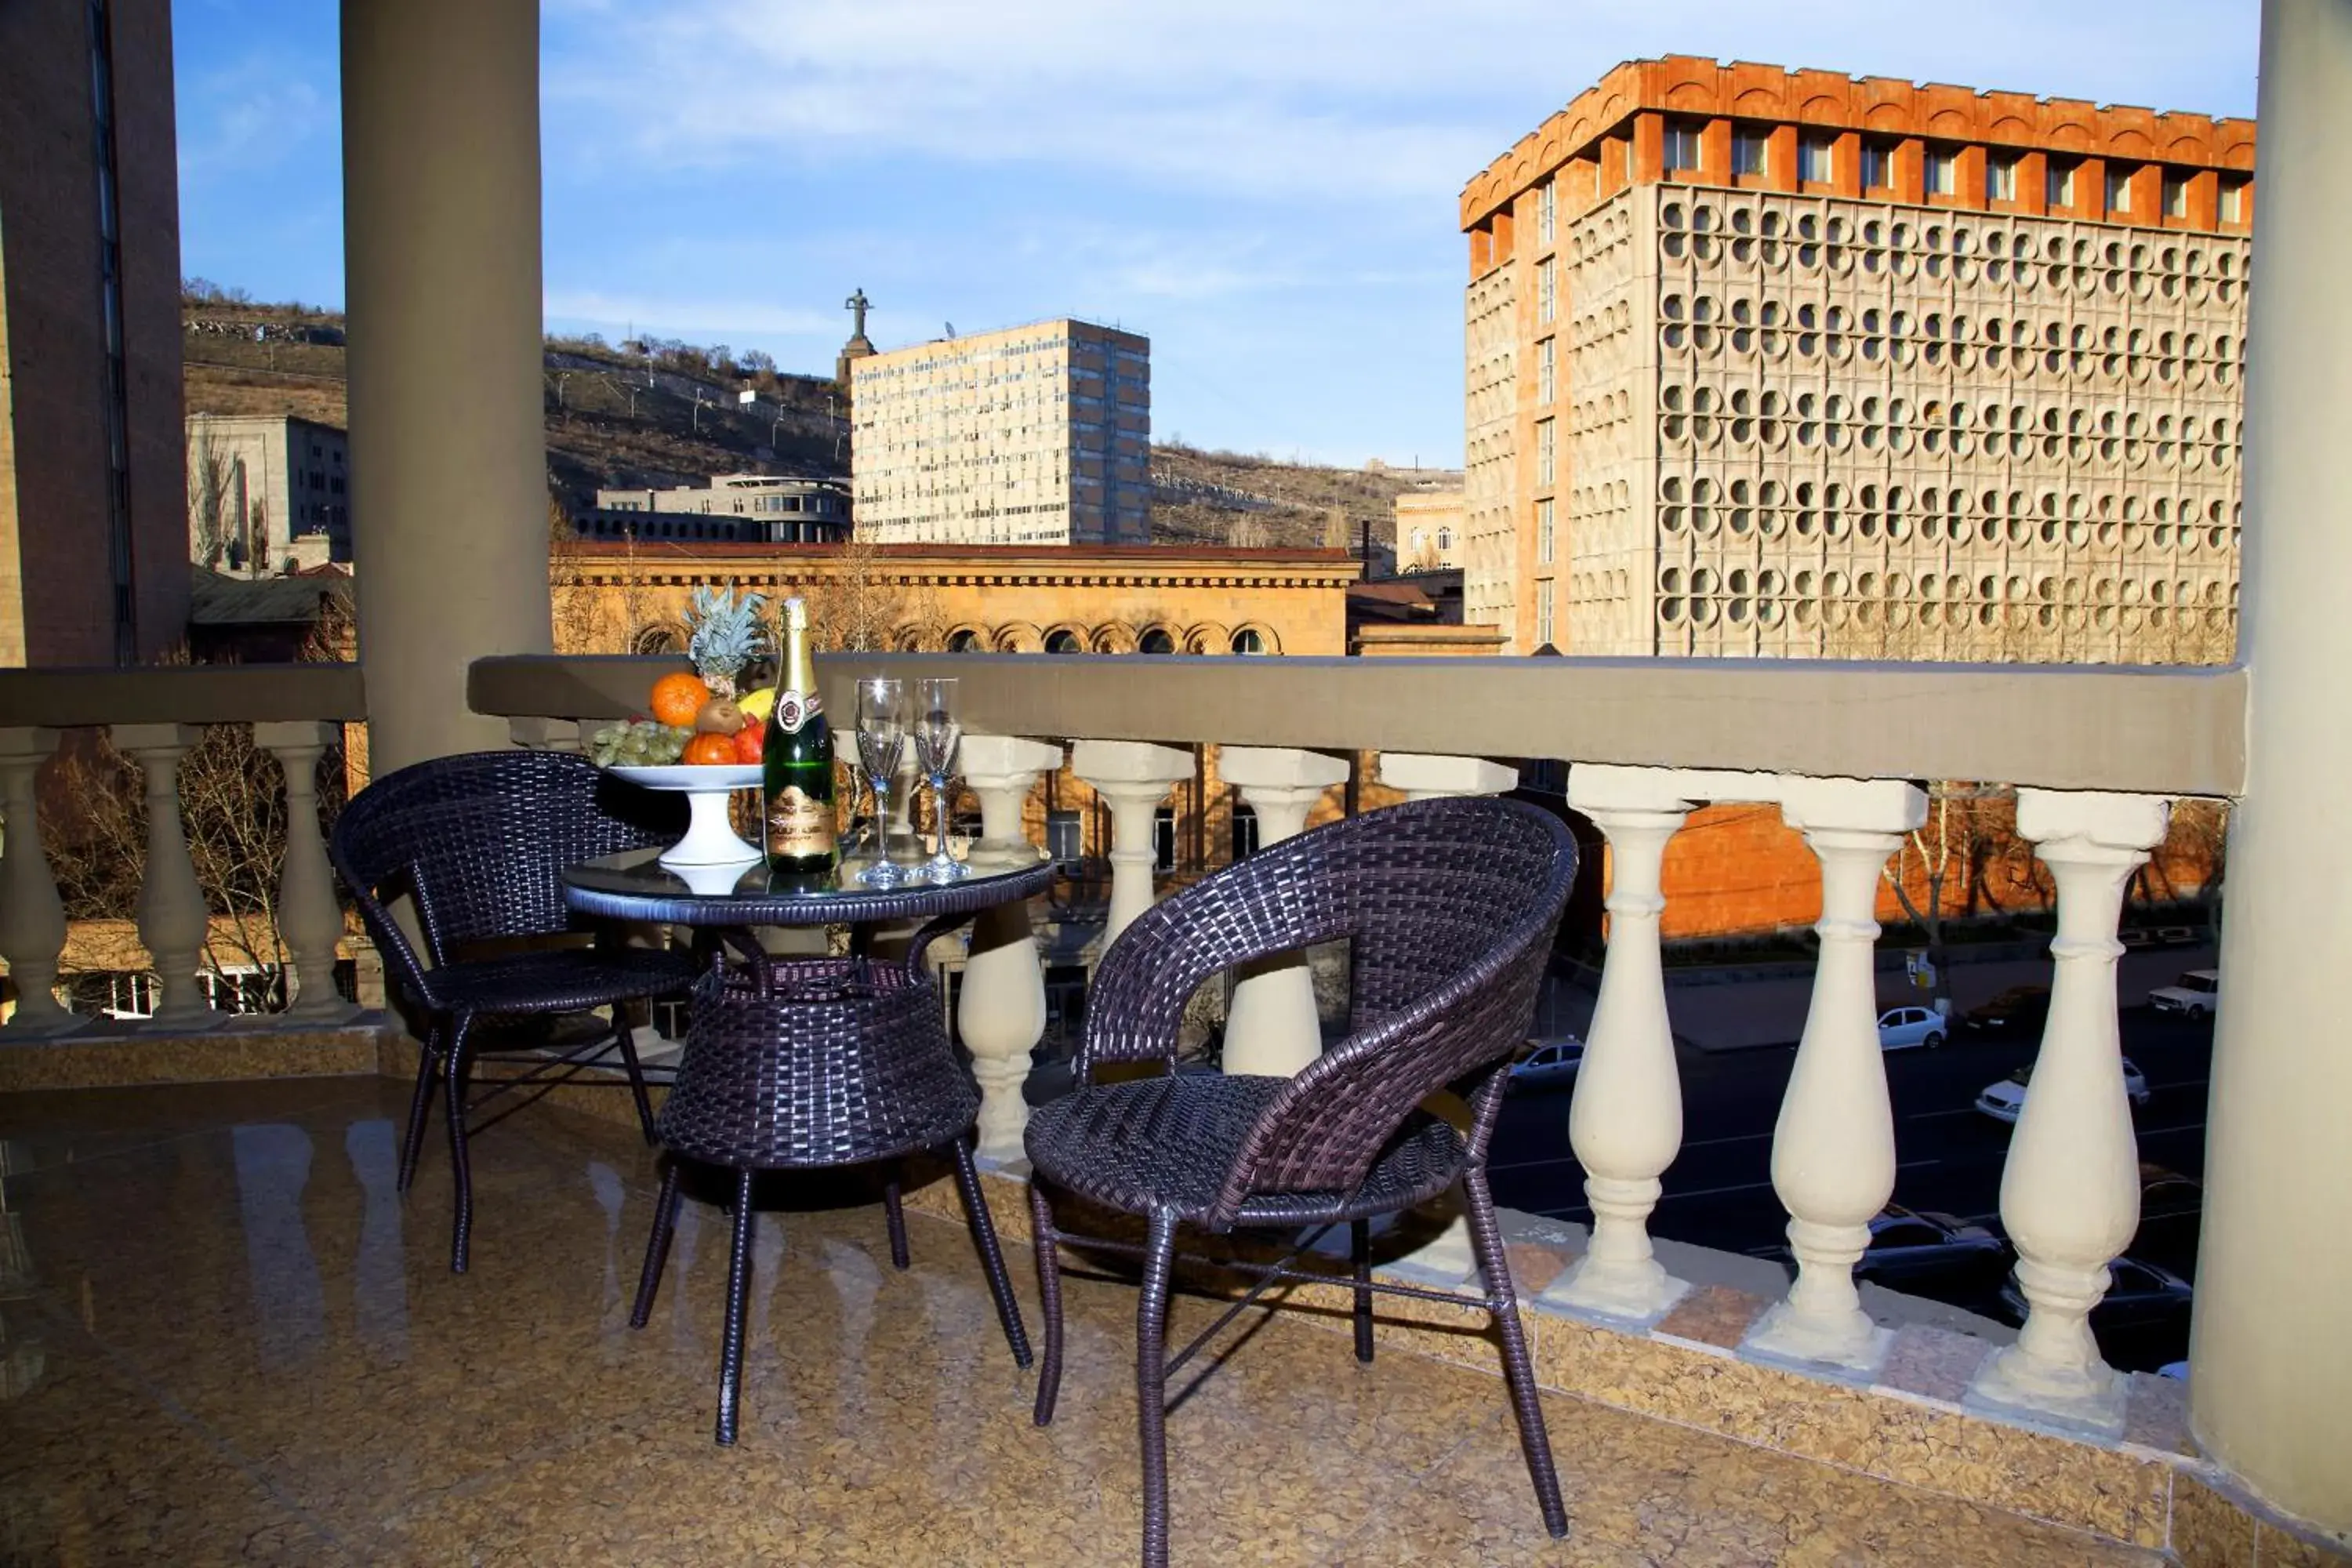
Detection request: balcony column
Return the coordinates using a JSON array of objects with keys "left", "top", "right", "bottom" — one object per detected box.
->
[
  {"left": 1375, "top": 753, "right": 1519, "bottom": 1283},
  {"left": 1070, "top": 740, "right": 1190, "bottom": 944},
  {"left": 1742, "top": 776, "right": 1923, "bottom": 1374},
  {"left": 1969, "top": 790, "right": 2169, "bottom": 1436},
  {"left": 255, "top": 722, "right": 361, "bottom": 1025},
  {"left": 956, "top": 735, "right": 1063, "bottom": 1161},
  {"left": 341, "top": 0, "right": 551, "bottom": 774},
  {"left": 1540, "top": 767, "right": 1737, "bottom": 1323},
  {"left": 0, "top": 729, "right": 78, "bottom": 1036},
  {"left": 114, "top": 725, "right": 220, "bottom": 1029},
  {"left": 2194, "top": 0, "right": 2352, "bottom": 1532},
  {"left": 1217, "top": 746, "right": 1349, "bottom": 1077}
]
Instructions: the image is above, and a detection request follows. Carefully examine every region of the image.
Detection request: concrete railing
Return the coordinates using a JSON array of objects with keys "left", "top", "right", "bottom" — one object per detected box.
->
[
  {"left": 469, "top": 649, "right": 2238, "bottom": 1439},
  {"left": 0, "top": 664, "right": 367, "bottom": 1036}
]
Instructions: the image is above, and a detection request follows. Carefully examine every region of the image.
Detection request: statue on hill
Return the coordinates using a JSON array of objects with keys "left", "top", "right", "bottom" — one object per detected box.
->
[{"left": 837, "top": 287, "right": 877, "bottom": 390}]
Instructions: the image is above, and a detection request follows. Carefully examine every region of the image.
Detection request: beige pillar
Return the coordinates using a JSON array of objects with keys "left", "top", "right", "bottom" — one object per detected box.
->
[
  {"left": 114, "top": 724, "right": 220, "bottom": 1029},
  {"left": 2192, "top": 0, "right": 2352, "bottom": 1532},
  {"left": 1070, "top": 740, "right": 1190, "bottom": 944},
  {"left": 957, "top": 735, "right": 1062, "bottom": 1160},
  {"left": 256, "top": 721, "right": 362, "bottom": 1024},
  {"left": 342, "top": 0, "right": 551, "bottom": 775},
  {"left": 1218, "top": 746, "right": 1348, "bottom": 1077},
  {"left": 0, "top": 730, "right": 79, "bottom": 1036}
]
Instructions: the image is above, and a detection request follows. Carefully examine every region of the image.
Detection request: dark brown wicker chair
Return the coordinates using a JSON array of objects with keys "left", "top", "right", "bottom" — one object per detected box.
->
[
  {"left": 629, "top": 925, "right": 1031, "bottom": 1445},
  {"left": 1023, "top": 796, "right": 1577, "bottom": 1568},
  {"left": 329, "top": 750, "right": 699, "bottom": 1273}
]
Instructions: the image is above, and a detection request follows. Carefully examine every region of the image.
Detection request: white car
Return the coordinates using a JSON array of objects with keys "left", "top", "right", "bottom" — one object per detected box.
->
[
  {"left": 1508, "top": 1036, "right": 1585, "bottom": 1089},
  {"left": 2149, "top": 969, "right": 2221, "bottom": 1018},
  {"left": 1875, "top": 1005, "right": 1947, "bottom": 1051},
  {"left": 1976, "top": 1058, "right": 2152, "bottom": 1124}
]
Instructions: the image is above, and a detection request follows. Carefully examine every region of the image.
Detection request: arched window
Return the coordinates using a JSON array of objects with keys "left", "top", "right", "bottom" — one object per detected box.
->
[
  {"left": 946, "top": 629, "right": 982, "bottom": 653},
  {"left": 1436, "top": 528, "right": 1454, "bottom": 550},
  {"left": 1229, "top": 628, "right": 1267, "bottom": 655},
  {"left": 1138, "top": 628, "right": 1176, "bottom": 655},
  {"left": 1044, "top": 629, "right": 1083, "bottom": 655},
  {"left": 631, "top": 624, "right": 682, "bottom": 655},
  {"left": 1230, "top": 802, "right": 1260, "bottom": 862}
]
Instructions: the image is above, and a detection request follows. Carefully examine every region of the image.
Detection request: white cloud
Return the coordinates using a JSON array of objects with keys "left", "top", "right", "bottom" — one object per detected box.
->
[{"left": 542, "top": 290, "right": 838, "bottom": 341}]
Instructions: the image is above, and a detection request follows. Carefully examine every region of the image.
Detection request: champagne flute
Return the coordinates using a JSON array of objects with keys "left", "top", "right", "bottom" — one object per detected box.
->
[
  {"left": 913, "top": 677, "right": 965, "bottom": 883},
  {"left": 854, "top": 677, "right": 909, "bottom": 888}
]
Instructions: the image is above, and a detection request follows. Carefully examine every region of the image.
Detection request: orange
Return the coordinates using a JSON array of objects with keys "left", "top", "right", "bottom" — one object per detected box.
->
[
  {"left": 649, "top": 671, "right": 710, "bottom": 728},
  {"left": 682, "top": 732, "right": 737, "bottom": 766}
]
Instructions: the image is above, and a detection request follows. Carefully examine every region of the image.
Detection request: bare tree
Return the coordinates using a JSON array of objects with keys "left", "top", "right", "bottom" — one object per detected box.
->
[{"left": 190, "top": 433, "right": 239, "bottom": 570}]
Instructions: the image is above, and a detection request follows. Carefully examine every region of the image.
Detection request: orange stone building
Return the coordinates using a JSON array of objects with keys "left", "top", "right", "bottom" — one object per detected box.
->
[{"left": 1459, "top": 56, "right": 2257, "bottom": 662}]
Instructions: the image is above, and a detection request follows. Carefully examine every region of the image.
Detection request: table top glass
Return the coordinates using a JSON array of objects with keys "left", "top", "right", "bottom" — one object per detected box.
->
[{"left": 561, "top": 847, "right": 1059, "bottom": 928}]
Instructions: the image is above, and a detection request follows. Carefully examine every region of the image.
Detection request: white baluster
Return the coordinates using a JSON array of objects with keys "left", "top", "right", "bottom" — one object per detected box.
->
[
  {"left": 113, "top": 724, "right": 222, "bottom": 1030},
  {"left": 1741, "top": 775, "right": 1923, "bottom": 1374},
  {"left": 1968, "top": 789, "right": 2170, "bottom": 1435},
  {"left": 255, "top": 721, "right": 361, "bottom": 1025},
  {"left": 956, "top": 735, "right": 1064, "bottom": 1160},
  {"left": 1070, "top": 740, "right": 1191, "bottom": 945},
  {"left": 1218, "top": 746, "right": 1351, "bottom": 1078},
  {"left": 0, "top": 729, "right": 81, "bottom": 1037},
  {"left": 506, "top": 717, "right": 584, "bottom": 753},
  {"left": 1372, "top": 753, "right": 1520, "bottom": 1283}
]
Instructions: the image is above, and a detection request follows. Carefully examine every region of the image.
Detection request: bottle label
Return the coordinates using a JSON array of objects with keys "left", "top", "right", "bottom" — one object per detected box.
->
[
  {"left": 773, "top": 688, "right": 822, "bottom": 735},
  {"left": 766, "top": 786, "right": 835, "bottom": 859}
]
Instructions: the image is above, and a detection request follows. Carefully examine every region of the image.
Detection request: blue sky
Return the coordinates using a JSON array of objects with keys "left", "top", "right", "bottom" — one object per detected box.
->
[{"left": 173, "top": 0, "right": 2259, "bottom": 466}]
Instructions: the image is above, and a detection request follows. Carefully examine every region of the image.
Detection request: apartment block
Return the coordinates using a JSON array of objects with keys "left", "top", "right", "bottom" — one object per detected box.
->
[
  {"left": 1461, "top": 57, "right": 2256, "bottom": 660},
  {"left": 850, "top": 319, "right": 1149, "bottom": 546},
  {"left": 185, "top": 413, "right": 350, "bottom": 572}
]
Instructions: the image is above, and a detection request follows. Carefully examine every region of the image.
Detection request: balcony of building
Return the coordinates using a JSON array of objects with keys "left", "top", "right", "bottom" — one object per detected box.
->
[{"left": 4, "top": 0, "right": 2352, "bottom": 1562}]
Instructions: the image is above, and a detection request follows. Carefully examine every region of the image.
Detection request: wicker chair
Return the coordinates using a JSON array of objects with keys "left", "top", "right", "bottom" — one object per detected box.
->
[
  {"left": 1023, "top": 796, "right": 1577, "bottom": 1568},
  {"left": 329, "top": 750, "right": 699, "bottom": 1273},
  {"left": 629, "top": 926, "right": 1032, "bottom": 1446}
]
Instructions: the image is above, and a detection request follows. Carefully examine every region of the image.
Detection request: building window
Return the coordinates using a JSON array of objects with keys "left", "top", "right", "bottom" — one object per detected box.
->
[
  {"left": 1536, "top": 498, "right": 1555, "bottom": 564},
  {"left": 1154, "top": 806, "right": 1178, "bottom": 872},
  {"left": 2220, "top": 178, "right": 2245, "bottom": 223},
  {"left": 1537, "top": 257, "right": 1556, "bottom": 324},
  {"left": 1436, "top": 527, "right": 1453, "bottom": 551},
  {"left": 1229, "top": 803, "right": 1260, "bottom": 863},
  {"left": 1044, "top": 629, "right": 1083, "bottom": 654},
  {"left": 1230, "top": 628, "right": 1266, "bottom": 655},
  {"left": 1798, "top": 134, "right": 1834, "bottom": 184},
  {"left": 2163, "top": 171, "right": 2190, "bottom": 218},
  {"left": 1138, "top": 627, "right": 1176, "bottom": 655},
  {"left": 2047, "top": 159, "right": 2078, "bottom": 209},
  {"left": 1987, "top": 154, "right": 2018, "bottom": 201},
  {"left": 1732, "top": 128, "right": 1768, "bottom": 177},
  {"left": 2106, "top": 165, "right": 2134, "bottom": 213},
  {"left": 1861, "top": 139, "right": 1894, "bottom": 191},
  {"left": 1925, "top": 147, "right": 1957, "bottom": 198},
  {"left": 1662, "top": 119, "right": 1702, "bottom": 174},
  {"left": 1537, "top": 337, "right": 1555, "bottom": 405},
  {"left": 1046, "top": 810, "right": 1083, "bottom": 865},
  {"left": 1535, "top": 579, "right": 1555, "bottom": 648},
  {"left": 1537, "top": 179, "right": 1556, "bottom": 247},
  {"left": 1535, "top": 419, "right": 1555, "bottom": 487}
]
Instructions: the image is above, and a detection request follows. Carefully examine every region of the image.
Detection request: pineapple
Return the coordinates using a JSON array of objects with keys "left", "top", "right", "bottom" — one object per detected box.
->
[{"left": 684, "top": 583, "right": 767, "bottom": 733}]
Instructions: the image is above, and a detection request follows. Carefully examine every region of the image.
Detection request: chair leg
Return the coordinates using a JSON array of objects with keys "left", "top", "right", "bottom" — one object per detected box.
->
[
  {"left": 1136, "top": 1208, "right": 1180, "bottom": 1568},
  {"left": 716, "top": 1167, "right": 759, "bottom": 1446},
  {"left": 396, "top": 1021, "right": 442, "bottom": 1192},
  {"left": 948, "top": 1136, "right": 1032, "bottom": 1368},
  {"left": 631, "top": 1160, "right": 684, "bottom": 1329},
  {"left": 1350, "top": 1218, "right": 1375, "bottom": 1365},
  {"left": 1462, "top": 1165, "right": 1568, "bottom": 1540},
  {"left": 445, "top": 1014, "right": 477, "bottom": 1275},
  {"left": 1029, "top": 1181, "right": 1065, "bottom": 1426},
  {"left": 611, "top": 1007, "right": 658, "bottom": 1145},
  {"left": 883, "top": 1174, "right": 911, "bottom": 1271}
]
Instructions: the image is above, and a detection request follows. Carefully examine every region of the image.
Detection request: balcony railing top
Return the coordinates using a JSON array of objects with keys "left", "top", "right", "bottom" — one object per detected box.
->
[
  {"left": 469, "top": 652, "right": 2248, "bottom": 798},
  {"left": 0, "top": 662, "right": 365, "bottom": 728}
]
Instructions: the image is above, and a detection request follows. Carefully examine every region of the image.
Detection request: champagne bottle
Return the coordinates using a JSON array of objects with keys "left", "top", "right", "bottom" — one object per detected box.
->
[{"left": 763, "top": 597, "right": 837, "bottom": 873}]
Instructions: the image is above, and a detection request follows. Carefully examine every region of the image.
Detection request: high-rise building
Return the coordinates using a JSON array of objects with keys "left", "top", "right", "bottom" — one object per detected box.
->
[
  {"left": 850, "top": 319, "right": 1149, "bottom": 546},
  {"left": 0, "top": 0, "right": 188, "bottom": 666},
  {"left": 1460, "top": 57, "right": 2256, "bottom": 661}
]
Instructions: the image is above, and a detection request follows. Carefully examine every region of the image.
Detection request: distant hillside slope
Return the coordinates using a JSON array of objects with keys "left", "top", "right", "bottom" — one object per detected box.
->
[{"left": 182, "top": 292, "right": 1456, "bottom": 543}]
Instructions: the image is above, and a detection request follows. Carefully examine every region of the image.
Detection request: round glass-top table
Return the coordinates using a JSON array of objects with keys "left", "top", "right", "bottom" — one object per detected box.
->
[{"left": 560, "top": 847, "right": 1060, "bottom": 931}]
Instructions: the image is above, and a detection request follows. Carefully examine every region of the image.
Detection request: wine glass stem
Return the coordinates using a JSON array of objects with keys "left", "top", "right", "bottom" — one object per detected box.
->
[{"left": 931, "top": 774, "right": 949, "bottom": 855}]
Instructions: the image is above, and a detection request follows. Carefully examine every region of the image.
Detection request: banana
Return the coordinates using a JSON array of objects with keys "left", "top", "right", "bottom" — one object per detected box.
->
[{"left": 737, "top": 687, "right": 777, "bottom": 724}]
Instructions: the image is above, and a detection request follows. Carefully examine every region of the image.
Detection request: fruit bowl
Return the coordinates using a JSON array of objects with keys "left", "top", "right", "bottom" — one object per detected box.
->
[{"left": 608, "top": 764, "right": 764, "bottom": 868}]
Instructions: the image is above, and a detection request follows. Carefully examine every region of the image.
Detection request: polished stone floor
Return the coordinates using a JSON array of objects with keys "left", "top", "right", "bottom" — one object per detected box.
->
[{"left": 0, "top": 1078, "right": 2161, "bottom": 1566}]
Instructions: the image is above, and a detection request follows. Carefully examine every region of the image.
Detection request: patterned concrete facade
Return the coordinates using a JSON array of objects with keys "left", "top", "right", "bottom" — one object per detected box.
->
[{"left": 1461, "top": 56, "right": 2256, "bottom": 660}]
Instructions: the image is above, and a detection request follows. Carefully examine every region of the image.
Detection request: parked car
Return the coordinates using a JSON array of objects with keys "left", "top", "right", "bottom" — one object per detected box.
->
[
  {"left": 1999, "top": 1256, "right": 2193, "bottom": 1373},
  {"left": 1508, "top": 1036, "right": 1584, "bottom": 1089},
  {"left": 1875, "top": 1005, "right": 1948, "bottom": 1051},
  {"left": 1957, "top": 984, "right": 2052, "bottom": 1038},
  {"left": 2133, "top": 1164, "right": 2205, "bottom": 1277},
  {"left": 1853, "top": 1206, "right": 2010, "bottom": 1290},
  {"left": 1976, "top": 1058, "right": 2152, "bottom": 1124},
  {"left": 2149, "top": 968, "right": 2221, "bottom": 1018}
]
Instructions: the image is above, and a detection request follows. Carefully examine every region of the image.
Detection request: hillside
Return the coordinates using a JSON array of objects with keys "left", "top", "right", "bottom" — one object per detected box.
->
[{"left": 182, "top": 291, "right": 1454, "bottom": 544}]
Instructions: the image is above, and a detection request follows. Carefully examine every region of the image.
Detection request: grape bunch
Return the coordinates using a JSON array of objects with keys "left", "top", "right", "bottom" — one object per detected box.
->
[{"left": 590, "top": 719, "right": 693, "bottom": 768}]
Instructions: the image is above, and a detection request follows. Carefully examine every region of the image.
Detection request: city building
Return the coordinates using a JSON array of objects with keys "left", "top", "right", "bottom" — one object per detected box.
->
[
  {"left": 185, "top": 413, "right": 351, "bottom": 572},
  {"left": 585, "top": 473, "right": 849, "bottom": 544},
  {"left": 0, "top": 0, "right": 188, "bottom": 666},
  {"left": 1395, "top": 484, "right": 1466, "bottom": 573},
  {"left": 1459, "top": 57, "right": 2256, "bottom": 659},
  {"left": 850, "top": 319, "right": 1150, "bottom": 546}
]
